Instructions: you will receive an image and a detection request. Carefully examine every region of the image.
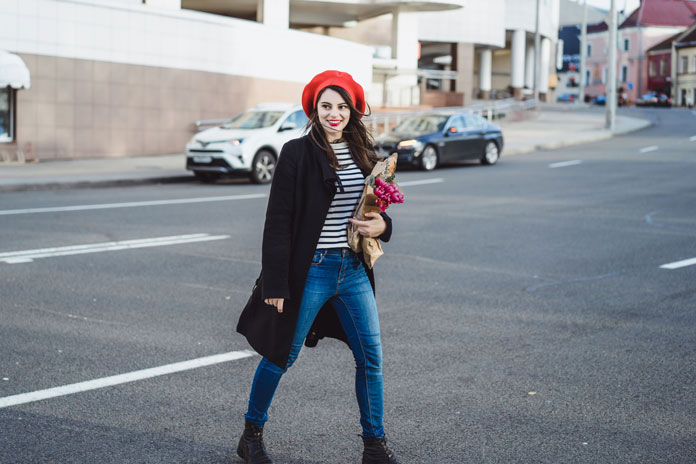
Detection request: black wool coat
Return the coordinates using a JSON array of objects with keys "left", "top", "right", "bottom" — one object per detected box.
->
[{"left": 236, "top": 134, "right": 392, "bottom": 369}]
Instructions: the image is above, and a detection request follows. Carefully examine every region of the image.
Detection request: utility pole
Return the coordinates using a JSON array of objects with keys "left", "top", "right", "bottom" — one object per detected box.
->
[
  {"left": 534, "top": 0, "right": 541, "bottom": 101},
  {"left": 606, "top": 0, "right": 617, "bottom": 131},
  {"left": 578, "top": 0, "right": 587, "bottom": 104}
]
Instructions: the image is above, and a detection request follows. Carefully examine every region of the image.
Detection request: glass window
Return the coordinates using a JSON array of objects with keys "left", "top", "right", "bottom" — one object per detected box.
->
[
  {"left": 281, "top": 110, "right": 308, "bottom": 129},
  {"left": 587, "top": 44, "right": 592, "bottom": 57},
  {"left": 680, "top": 56, "right": 688, "bottom": 74},
  {"left": 464, "top": 114, "right": 487, "bottom": 130},
  {"left": 649, "top": 60, "right": 656, "bottom": 77},
  {"left": 623, "top": 38, "right": 630, "bottom": 52},
  {"left": 0, "top": 87, "right": 13, "bottom": 142},
  {"left": 692, "top": 56, "right": 696, "bottom": 73},
  {"left": 659, "top": 59, "right": 665, "bottom": 76},
  {"left": 222, "top": 110, "right": 284, "bottom": 129},
  {"left": 448, "top": 115, "right": 467, "bottom": 132},
  {"left": 393, "top": 115, "right": 449, "bottom": 134},
  {"left": 621, "top": 65, "right": 628, "bottom": 83}
]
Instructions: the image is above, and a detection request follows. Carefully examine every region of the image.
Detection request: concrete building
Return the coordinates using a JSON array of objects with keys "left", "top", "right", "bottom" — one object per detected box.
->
[
  {"left": 0, "top": 0, "right": 560, "bottom": 162},
  {"left": 556, "top": 0, "right": 607, "bottom": 98}
]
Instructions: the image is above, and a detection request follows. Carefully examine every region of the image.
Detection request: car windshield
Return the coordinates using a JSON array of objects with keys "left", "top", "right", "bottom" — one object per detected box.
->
[
  {"left": 393, "top": 115, "right": 449, "bottom": 134},
  {"left": 222, "top": 111, "right": 284, "bottom": 129}
]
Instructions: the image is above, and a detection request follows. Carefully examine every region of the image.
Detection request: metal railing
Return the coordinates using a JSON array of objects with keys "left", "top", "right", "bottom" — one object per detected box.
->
[
  {"left": 365, "top": 98, "right": 538, "bottom": 135},
  {"left": 192, "top": 98, "right": 538, "bottom": 135}
]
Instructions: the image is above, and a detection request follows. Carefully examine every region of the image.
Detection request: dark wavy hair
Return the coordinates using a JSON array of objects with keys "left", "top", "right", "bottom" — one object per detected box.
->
[{"left": 307, "top": 85, "right": 378, "bottom": 172}]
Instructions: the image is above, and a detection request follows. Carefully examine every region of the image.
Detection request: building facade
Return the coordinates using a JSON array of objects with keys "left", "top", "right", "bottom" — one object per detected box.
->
[
  {"left": 584, "top": 0, "right": 696, "bottom": 102},
  {"left": 0, "top": 0, "right": 561, "bottom": 162},
  {"left": 674, "top": 22, "right": 696, "bottom": 107}
]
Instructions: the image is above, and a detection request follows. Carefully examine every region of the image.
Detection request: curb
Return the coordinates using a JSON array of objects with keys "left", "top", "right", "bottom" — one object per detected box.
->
[
  {"left": 0, "top": 175, "right": 195, "bottom": 193},
  {"left": 504, "top": 117, "right": 652, "bottom": 156}
]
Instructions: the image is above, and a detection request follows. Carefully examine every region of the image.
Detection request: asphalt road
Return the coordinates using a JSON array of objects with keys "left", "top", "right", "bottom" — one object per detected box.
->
[{"left": 1, "top": 108, "right": 695, "bottom": 463}]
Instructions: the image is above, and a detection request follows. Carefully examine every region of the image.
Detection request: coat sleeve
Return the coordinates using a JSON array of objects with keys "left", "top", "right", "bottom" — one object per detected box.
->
[
  {"left": 261, "top": 143, "right": 298, "bottom": 300},
  {"left": 378, "top": 212, "right": 392, "bottom": 243}
]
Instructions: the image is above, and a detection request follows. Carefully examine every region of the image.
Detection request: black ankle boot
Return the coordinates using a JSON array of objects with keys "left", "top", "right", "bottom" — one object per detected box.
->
[
  {"left": 362, "top": 436, "right": 400, "bottom": 464},
  {"left": 237, "top": 420, "right": 274, "bottom": 464}
]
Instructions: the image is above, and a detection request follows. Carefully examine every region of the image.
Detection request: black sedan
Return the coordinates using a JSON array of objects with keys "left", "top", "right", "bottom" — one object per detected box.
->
[{"left": 373, "top": 112, "right": 504, "bottom": 171}]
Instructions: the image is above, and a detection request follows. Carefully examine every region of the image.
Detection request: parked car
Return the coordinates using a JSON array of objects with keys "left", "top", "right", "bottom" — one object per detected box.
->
[
  {"left": 636, "top": 92, "right": 671, "bottom": 107},
  {"left": 373, "top": 112, "right": 504, "bottom": 171},
  {"left": 593, "top": 94, "right": 606, "bottom": 105},
  {"left": 557, "top": 93, "right": 579, "bottom": 102},
  {"left": 186, "top": 103, "right": 308, "bottom": 184}
]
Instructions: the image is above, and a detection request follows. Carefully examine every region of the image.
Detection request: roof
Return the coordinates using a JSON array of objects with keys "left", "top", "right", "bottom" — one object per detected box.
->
[
  {"left": 620, "top": 0, "right": 696, "bottom": 29},
  {"left": 675, "top": 21, "right": 696, "bottom": 47},
  {"left": 587, "top": 21, "right": 608, "bottom": 33},
  {"left": 646, "top": 30, "right": 684, "bottom": 52}
]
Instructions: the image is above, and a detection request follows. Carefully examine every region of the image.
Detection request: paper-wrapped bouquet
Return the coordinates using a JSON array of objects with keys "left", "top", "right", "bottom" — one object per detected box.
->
[{"left": 348, "top": 154, "right": 404, "bottom": 268}]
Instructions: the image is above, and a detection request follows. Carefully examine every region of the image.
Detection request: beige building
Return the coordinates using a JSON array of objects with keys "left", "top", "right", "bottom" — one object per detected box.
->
[{"left": 673, "top": 22, "right": 696, "bottom": 107}]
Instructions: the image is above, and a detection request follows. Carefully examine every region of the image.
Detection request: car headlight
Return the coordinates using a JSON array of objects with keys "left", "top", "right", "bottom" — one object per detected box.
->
[
  {"left": 229, "top": 139, "right": 244, "bottom": 146},
  {"left": 397, "top": 139, "right": 424, "bottom": 152}
]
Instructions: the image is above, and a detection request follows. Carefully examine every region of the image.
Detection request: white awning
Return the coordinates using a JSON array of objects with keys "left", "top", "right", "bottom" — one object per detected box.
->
[{"left": 0, "top": 51, "right": 31, "bottom": 90}]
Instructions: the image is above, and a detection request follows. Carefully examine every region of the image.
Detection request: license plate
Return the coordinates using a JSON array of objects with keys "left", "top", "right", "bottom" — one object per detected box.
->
[{"left": 193, "top": 156, "right": 212, "bottom": 163}]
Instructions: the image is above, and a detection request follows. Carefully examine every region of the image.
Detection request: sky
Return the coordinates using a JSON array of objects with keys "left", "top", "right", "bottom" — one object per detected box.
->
[{"left": 583, "top": 0, "right": 641, "bottom": 13}]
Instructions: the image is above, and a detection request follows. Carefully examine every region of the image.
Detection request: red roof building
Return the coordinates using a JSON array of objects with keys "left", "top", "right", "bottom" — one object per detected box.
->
[{"left": 584, "top": 0, "right": 696, "bottom": 102}]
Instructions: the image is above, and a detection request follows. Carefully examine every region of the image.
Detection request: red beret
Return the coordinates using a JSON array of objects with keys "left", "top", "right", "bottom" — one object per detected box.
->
[{"left": 302, "top": 70, "right": 366, "bottom": 118}]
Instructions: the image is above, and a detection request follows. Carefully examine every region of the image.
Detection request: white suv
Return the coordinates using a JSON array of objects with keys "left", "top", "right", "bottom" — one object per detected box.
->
[{"left": 186, "top": 103, "right": 308, "bottom": 184}]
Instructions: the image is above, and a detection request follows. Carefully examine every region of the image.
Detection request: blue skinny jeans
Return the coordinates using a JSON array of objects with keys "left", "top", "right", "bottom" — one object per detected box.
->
[{"left": 245, "top": 248, "right": 384, "bottom": 438}]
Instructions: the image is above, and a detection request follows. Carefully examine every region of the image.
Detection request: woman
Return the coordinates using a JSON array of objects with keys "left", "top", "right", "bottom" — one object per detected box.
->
[{"left": 236, "top": 70, "right": 400, "bottom": 464}]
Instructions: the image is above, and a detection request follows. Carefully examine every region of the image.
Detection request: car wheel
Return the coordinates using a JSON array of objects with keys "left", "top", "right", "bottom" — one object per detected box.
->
[
  {"left": 194, "top": 171, "right": 220, "bottom": 183},
  {"left": 481, "top": 141, "right": 499, "bottom": 165},
  {"left": 250, "top": 149, "right": 276, "bottom": 184},
  {"left": 420, "top": 145, "right": 439, "bottom": 171}
]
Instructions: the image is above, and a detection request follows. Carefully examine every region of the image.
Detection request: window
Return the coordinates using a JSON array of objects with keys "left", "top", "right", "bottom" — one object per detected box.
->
[
  {"left": 601, "top": 67, "right": 607, "bottom": 84},
  {"left": 649, "top": 60, "right": 656, "bottom": 77},
  {"left": 464, "top": 114, "right": 487, "bottom": 129},
  {"left": 680, "top": 56, "right": 688, "bottom": 73},
  {"left": 623, "top": 38, "right": 630, "bottom": 52},
  {"left": 621, "top": 65, "right": 628, "bottom": 83},
  {"left": 449, "top": 115, "right": 467, "bottom": 132},
  {"left": 587, "top": 43, "right": 592, "bottom": 57},
  {"left": 659, "top": 59, "right": 666, "bottom": 76},
  {"left": 281, "top": 110, "right": 309, "bottom": 130},
  {"left": 585, "top": 69, "right": 590, "bottom": 86},
  {"left": 692, "top": 56, "right": 696, "bottom": 73},
  {"left": 0, "top": 87, "right": 14, "bottom": 143}
]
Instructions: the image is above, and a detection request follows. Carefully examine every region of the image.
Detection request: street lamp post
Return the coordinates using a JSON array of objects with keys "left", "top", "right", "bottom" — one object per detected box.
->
[
  {"left": 578, "top": 0, "right": 587, "bottom": 104},
  {"left": 606, "top": 0, "right": 617, "bottom": 131},
  {"left": 534, "top": 0, "right": 540, "bottom": 101}
]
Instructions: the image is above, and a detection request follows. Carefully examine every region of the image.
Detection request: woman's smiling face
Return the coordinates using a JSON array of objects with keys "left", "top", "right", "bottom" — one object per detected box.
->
[{"left": 317, "top": 88, "right": 350, "bottom": 142}]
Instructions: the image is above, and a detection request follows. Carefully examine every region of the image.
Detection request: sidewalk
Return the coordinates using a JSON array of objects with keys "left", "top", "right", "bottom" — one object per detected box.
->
[{"left": 0, "top": 106, "right": 651, "bottom": 193}]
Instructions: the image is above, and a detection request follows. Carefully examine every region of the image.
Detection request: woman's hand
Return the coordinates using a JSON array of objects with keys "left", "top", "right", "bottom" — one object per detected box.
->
[
  {"left": 349, "top": 212, "right": 386, "bottom": 238},
  {"left": 264, "top": 298, "right": 284, "bottom": 313}
]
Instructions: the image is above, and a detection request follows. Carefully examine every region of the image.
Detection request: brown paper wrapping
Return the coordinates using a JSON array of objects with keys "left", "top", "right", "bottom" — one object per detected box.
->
[{"left": 348, "top": 154, "right": 398, "bottom": 268}]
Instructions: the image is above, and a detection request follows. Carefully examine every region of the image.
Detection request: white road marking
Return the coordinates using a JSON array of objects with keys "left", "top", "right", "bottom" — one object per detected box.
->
[
  {"left": 689, "top": 135, "right": 696, "bottom": 142},
  {"left": 0, "top": 350, "right": 256, "bottom": 408},
  {"left": 0, "top": 193, "right": 268, "bottom": 216},
  {"left": 398, "top": 178, "right": 444, "bottom": 187},
  {"left": 660, "top": 257, "right": 696, "bottom": 270},
  {"left": 639, "top": 145, "right": 659, "bottom": 153},
  {"left": 549, "top": 160, "right": 582, "bottom": 168},
  {"left": 0, "top": 233, "right": 230, "bottom": 264}
]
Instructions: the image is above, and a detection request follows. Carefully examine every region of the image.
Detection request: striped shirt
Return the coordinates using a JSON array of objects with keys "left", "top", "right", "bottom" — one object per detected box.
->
[{"left": 316, "top": 142, "right": 365, "bottom": 249}]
